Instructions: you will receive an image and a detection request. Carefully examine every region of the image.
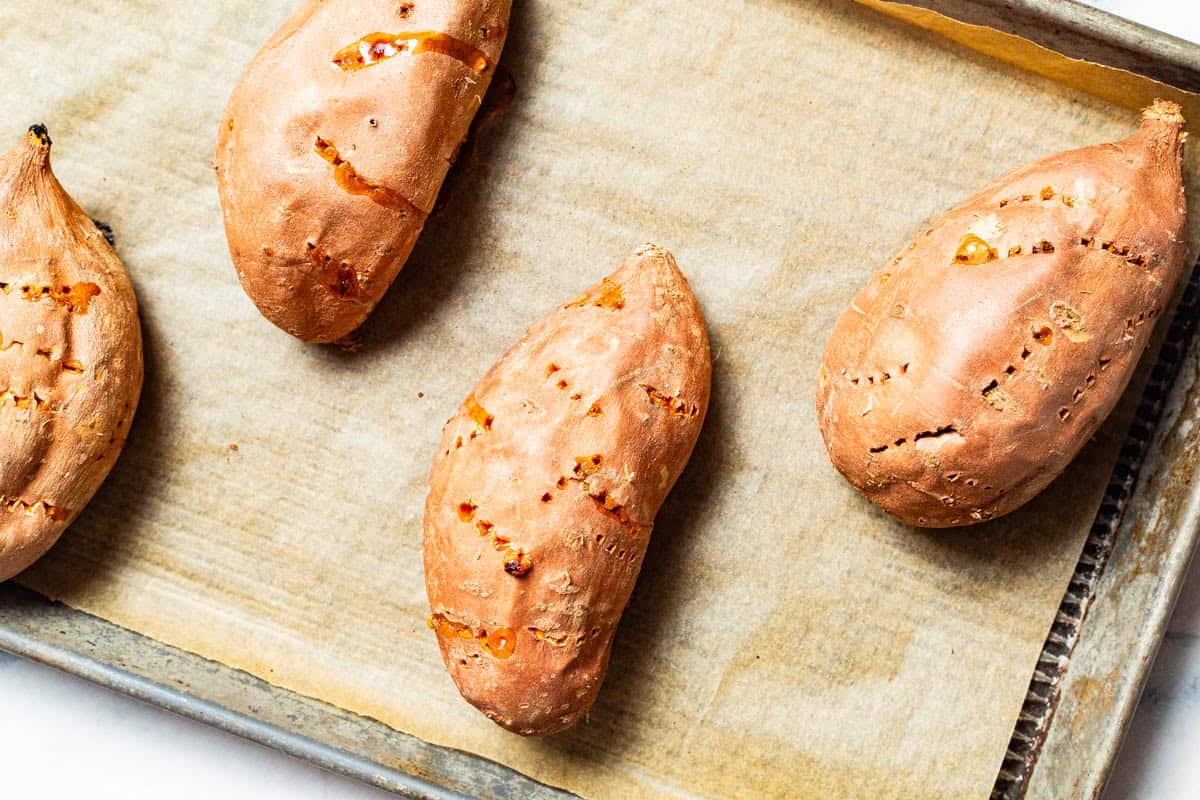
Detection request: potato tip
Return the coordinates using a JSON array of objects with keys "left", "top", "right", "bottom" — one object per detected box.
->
[
  {"left": 1143, "top": 99, "right": 1184, "bottom": 125},
  {"left": 27, "top": 124, "right": 51, "bottom": 147},
  {"left": 633, "top": 242, "right": 669, "bottom": 259}
]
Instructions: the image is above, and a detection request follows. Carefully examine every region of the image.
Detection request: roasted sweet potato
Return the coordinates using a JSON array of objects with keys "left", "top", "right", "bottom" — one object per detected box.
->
[
  {"left": 424, "top": 245, "right": 711, "bottom": 734},
  {"left": 0, "top": 126, "right": 143, "bottom": 580},
  {"left": 816, "top": 101, "right": 1187, "bottom": 528},
  {"left": 216, "top": 0, "right": 511, "bottom": 343}
]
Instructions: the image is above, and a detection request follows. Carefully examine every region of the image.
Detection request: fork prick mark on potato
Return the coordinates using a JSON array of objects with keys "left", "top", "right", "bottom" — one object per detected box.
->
[
  {"left": 0, "top": 126, "right": 143, "bottom": 581},
  {"left": 424, "top": 246, "right": 711, "bottom": 735},
  {"left": 216, "top": 0, "right": 512, "bottom": 343},
  {"left": 0, "top": 280, "right": 101, "bottom": 313},
  {"left": 816, "top": 101, "right": 1187, "bottom": 528}
]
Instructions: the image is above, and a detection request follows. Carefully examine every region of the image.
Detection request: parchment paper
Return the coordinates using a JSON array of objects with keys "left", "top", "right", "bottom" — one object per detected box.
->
[{"left": 3, "top": 1, "right": 1198, "bottom": 798}]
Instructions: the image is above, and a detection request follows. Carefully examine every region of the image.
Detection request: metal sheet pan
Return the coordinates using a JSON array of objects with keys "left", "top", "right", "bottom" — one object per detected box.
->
[{"left": 1, "top": 1, "right": 1198, "bottom": 798}]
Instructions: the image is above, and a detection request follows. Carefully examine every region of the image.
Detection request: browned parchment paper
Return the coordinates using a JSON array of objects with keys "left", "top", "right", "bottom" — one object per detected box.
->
[{"left": 3, "top": 1, "right": 1198, "bottom": 798}]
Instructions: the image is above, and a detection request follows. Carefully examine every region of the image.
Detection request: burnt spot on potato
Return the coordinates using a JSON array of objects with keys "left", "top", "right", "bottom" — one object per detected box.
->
[
  {"left": 90, "top": 219, "right": 116, "bottom": 247},
  {"left": 463, "top": 510, "right": 529, "bottom": 574},
  {"left": 503, "top": 549, "right": 532, "bottom": 577},
  {"left": 333, "top": 266, "right": 359, "bottom": 299}
]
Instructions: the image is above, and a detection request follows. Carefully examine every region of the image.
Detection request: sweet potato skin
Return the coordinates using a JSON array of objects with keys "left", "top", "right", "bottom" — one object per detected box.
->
[
  {"left": 423, "top": 246, "right": 711, "bottom": 735},
  {"left": 0, "top": 128, "right": 143, "bottom": 579},
  {"left": 816, "top": 102, "right": 1187, "bottom": 528},
  {"left": 216, "top": 0, "right": 511, "bottom": 343}
]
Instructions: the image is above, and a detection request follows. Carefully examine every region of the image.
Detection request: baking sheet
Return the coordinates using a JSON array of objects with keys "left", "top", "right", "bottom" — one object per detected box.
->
[
  {"left": 862, "top": 0, "right": 1200, "bottom": 117},
  {"left": 1022, "top": 256, "right": 1200, "bottom": 799},
  {"left": 2, "top": 1, "right": 1199, "bottom": 798}
]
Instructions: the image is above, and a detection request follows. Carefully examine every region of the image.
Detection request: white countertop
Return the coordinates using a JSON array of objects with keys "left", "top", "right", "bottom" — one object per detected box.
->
[{"left": 3, "top": 3, "right": 1200, "bottom": 799}]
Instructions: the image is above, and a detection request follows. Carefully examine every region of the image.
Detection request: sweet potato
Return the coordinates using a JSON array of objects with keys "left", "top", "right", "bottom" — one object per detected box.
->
[
  {"left": 0, "top": 126, "right": 143, "bottom": 580},
  {"left": 423, "top": 245, "right": 711, "bottom": 735},
  {"left": 215, "top": 0, "right": 511, "bottom": 343},
  {"left": 816, "top": 101, "right": 1188, "bottom": 528}
]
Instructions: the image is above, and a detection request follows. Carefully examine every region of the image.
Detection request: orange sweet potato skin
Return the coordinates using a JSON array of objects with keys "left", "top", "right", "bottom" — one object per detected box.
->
[
  {"left": 0, "top": 128, "right": 143, "bottom": 579},
  {"left": 215, "top": 0, "right": 511, "bottom": 343},
  {"left": 423, "top": 246, "right": 711, "bottom": 735},
  {"left": 816, "top": 102, "right": 1187, "bottom": 528}
]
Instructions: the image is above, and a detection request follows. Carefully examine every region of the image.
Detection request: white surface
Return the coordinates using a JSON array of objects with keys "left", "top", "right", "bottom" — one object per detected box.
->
[
  {"left": 1, "top": 3, "right": 1199, "bottom": 800},
  {"left": 0, "top": 649, "right": 392, "bottom": 799},
  {"left": 1104, "top": 565, "right": 1200, "bottom": 800},
  {"left": 1085, "top": 1, "right": 1200, "bottom": 45}
]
